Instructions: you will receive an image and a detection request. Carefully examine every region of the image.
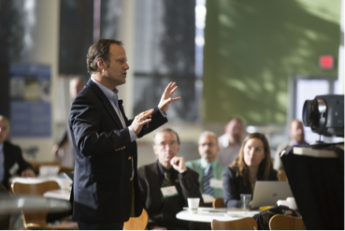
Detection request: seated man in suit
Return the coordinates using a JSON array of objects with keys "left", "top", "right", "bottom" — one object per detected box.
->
[
  {"left": 0, "top": 115, "right": 35, "bottom": 189},
  {"left": 186, "top": 131, "right": 225, "bottom": 200},
  {"left": 138, "top": 128, "right": 203, "bottom": 230}
]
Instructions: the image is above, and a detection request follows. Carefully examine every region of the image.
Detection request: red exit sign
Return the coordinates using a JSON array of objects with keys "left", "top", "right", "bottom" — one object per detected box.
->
[{"left": 319, "top": 55, "right": 334, "bottom": 69}]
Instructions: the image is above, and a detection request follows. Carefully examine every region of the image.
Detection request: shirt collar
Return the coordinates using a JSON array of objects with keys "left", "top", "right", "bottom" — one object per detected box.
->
[
  {"left": 0, "top": 143, "right": 3, "bottom": 152},
  {"left": 157, "top": 160, "right": 174, "bottom": 175},
  {"left": 91, "top": 77, "right": 119, "bottom": 102},
  {"left": 291, "top": 139, "right": 308, "bottom": 146},
  {"left": 201, "top": 157, "right": 216, "bottom": 169}
]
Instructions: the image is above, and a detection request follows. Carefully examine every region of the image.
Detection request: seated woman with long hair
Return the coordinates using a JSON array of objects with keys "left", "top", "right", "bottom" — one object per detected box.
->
[{"left": 222, "top": 132, "right": 278, "bottom": 208}]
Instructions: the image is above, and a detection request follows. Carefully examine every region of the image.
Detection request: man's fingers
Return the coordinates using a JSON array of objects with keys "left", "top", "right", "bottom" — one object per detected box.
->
[
  {"left": 169, "top": 86, "right": 178, "bottom": 95},
  {"left": 161, "top": 97, "right": 181, "bottom": 107},
  {"left": 164, "top": 82, "right": 173, "bottom": 92},
  {"left": 139, "top": 118, "right": 152, "bottom": 125},
  {"left": 143, "top": 109, "right": 154, "bottom": 116},
  {"left": 171, "top": 97, "right": 181, "bottom": 102}
]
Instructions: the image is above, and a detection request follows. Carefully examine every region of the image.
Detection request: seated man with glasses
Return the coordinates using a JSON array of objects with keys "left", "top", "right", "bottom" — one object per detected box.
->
[
  {"left": 186, "top": 131, "right": 225, "bottom": 200},
  {"left": 138, "top": 128, "right": 203, "bottom": 230}
]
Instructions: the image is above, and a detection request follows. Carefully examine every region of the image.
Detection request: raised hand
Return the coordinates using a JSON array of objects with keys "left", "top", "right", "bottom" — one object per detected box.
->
[
  {"left": 131, "top": 109, "right": 154, "bottom": 135},
  {"left": 158, "top": 82, "right": 181, "bottom": 113},
  {"left": 170, "top": 156, "right": 187, "bottom": 173}
]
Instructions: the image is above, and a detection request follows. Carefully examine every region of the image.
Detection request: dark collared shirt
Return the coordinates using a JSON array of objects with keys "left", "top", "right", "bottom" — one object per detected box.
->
[{"left": 157, "top": 161, "right": 188, "bottom": 186}]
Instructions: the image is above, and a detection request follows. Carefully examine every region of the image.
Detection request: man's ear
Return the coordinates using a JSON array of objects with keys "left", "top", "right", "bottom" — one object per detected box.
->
[
  {"left": 97, "top": 58, "right": 106, "bottom": 70},
  {"left": 153, "top": 145, "right": 158, "bottom": 156}
]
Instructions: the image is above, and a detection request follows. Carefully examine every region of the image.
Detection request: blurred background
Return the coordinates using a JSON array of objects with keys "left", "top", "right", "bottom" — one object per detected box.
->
[{"left": 0, "top": 0, "right": 343, "bottom": 167}]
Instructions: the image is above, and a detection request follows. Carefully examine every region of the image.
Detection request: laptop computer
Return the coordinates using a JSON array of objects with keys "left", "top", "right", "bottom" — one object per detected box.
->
[{"left": 251, "top": 181, "right": 293, "bottom": 209}]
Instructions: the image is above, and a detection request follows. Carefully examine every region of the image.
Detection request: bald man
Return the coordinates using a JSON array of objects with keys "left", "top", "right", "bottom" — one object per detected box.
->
[
  {"left": 217, "top": 118, "right": 244, "bottom": 166},
  {"left": 186, "top": 131, "right": 225, "bottom": 198},
  {"left": 273, "top": 119, "right": 308, "bottom": 171},
  {"left": 0, "top": 115, "right": 35, "bottom": 189},
  {"left": 52, "top": 77, "right": 84, "bottom": 168}
]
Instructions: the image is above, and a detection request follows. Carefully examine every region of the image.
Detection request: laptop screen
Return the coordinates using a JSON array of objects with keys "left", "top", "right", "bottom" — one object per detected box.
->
[{"left": 251, "top": 181, "right": 293, "bottom": 208}]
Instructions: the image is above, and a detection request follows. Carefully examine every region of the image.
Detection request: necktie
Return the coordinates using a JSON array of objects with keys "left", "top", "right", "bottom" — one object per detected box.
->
[
  {"left": 203, "top": 164, "right": 214, "bottom": 196},
  {"left": 113, "top": 93, "right": 120, "bottom": 110},
  {"left": 161, "top": 171, "right": 172, "bottom": 187}
]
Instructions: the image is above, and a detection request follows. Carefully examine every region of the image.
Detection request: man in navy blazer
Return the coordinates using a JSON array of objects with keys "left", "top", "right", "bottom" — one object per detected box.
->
[
  {"left": 0, "top": 116, "right": 35, "bottom": 190},
  {"left": 68, "top": 39, "right": 181, "bottom": 230}
]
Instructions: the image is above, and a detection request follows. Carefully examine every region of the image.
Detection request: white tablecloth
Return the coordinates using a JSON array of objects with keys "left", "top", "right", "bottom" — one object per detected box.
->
[
  {"left": 176, "top": 208, "right": 259, "bottom": 223},
  {"left": 43, "top": 189, "right": 70, "bottom": 201}
]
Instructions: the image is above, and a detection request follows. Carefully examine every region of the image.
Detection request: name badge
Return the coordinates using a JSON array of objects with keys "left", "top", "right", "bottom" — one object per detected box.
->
[
  {"left": 160, "top": 185, "right": 178, "bottom": 198},
  {"left": 210, "top": 178, "right": 223, "bottom": 188},
  {"left": 9, "top": 163, "right": 19, "bottom": 175}
]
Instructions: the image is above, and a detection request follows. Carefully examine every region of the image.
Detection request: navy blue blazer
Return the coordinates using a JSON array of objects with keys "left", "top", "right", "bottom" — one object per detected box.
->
[
  {"left": 223, "top": 166, "right": 278, "bottom": 208},
  {"left": 68, "top": 79, "right": 167, "bottom": 223},
  {"left": 1, "top": 141, "right": 33, "bottom": 189}
]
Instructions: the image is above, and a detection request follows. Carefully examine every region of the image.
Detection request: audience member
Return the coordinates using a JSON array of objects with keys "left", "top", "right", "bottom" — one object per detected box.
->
[
  {"left": 273, "top": 119, "right": 308, "bottom": 171},
  {"left": 138, "top": 128, "right": 203, "bottom": 230},
  {"left": 51, "top": 77, "right": 84, "bottom": 168},
  {"left": 0, "top": 115, "right": 35, "bottom": 189},
  {"left": 217, "top": 118, "right": 244, "bottom": 166},
  {"left": 186, "top": 131, "right": 225, "bottom": 198},
  {"left": 223, "top": 133, "right": 277, "bottom": 208}
]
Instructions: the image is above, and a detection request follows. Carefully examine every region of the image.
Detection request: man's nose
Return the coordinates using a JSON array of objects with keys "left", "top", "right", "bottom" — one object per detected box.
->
[
  {"left": 163, "top": 145, "right": 171, "bottom": 150},
  {"left": 124, "top": 63, "right": 129, "bottom": 70}
]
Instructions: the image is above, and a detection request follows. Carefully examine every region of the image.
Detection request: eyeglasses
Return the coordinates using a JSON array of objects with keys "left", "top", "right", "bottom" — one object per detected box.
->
[
  {"left": 155, "top": 141, "right": 178, "bottom": 148},
  {"left": 199, "top": 142, "right": 215, "bottom": 147}
]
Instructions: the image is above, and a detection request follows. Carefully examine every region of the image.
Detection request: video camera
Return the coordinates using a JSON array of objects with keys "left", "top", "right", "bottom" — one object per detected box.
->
[{"left": 302, "top": 94, "right": 344, "bottom": 137}]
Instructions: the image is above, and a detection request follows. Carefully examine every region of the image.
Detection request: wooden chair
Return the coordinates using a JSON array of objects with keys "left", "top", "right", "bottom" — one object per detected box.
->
[
  {"left": 212, "top": 217, "right": 258, "bottom": 230},
  {"left": 11, "top": 181, "right": 78, "bottom": 230},
  {"left": 278, "top": 170, "right": 288, "bottom": 181},
  {"left": 123, "top": 208, "right": 148, "bottom": 230},
  {"left": 269, "top": 214, "right": 306, "bottom": 230},
  {"left": 212, "top": 197, "right": 225, "bottom": 208}
]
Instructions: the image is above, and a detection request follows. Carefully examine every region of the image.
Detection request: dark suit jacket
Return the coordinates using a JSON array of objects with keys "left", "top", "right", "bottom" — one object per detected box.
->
[
  {"left": 1, "top": 141, "right": 33, "bottom": 189},
  {"left": 68, "top": 79, "right": 167, "bottom": 223},
  {"left": 223, "top": 166, "right": 278, "bottom": 208},
  {"left": 138, "top": 161, "right": 203, "bottom": 229}
]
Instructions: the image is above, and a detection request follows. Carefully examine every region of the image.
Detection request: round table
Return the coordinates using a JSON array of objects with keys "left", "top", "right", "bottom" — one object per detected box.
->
[
  {"left": 0, "top": 193, "right": 71, "bottom": 214},
  {"left": 176, "top": 208, "right": 260, "bottom": 223}
]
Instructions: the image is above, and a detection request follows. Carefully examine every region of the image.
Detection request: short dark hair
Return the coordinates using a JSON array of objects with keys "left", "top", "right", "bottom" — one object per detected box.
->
[
  {"left": 154, "top": 128, "right": 181, "bottom": 145},
  {"left": 86, "top": 39, "right": 123, "bottom": 74}
]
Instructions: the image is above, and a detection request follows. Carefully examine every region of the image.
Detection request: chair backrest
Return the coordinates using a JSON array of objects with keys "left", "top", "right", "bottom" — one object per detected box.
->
[
  {"left": 123, "top": 208, "right": 148, "bottom": 230},
  {"left": 213, "top": 197, "right": 225, "bottom": 208},
  {"left": 269, "top": 214, "right": 306, "bottom": 230},
  {"left": 212, "top": 217, "right": 258, "bottom": 230},
  {"left": 11, "top": 181, "right": 60, "bottom": 196},
  {"left": 278, "top": 170, "right": 288, "bottom": 181},
  {"left": 11, "top": 181, "right": 60, "bottom": 227}
]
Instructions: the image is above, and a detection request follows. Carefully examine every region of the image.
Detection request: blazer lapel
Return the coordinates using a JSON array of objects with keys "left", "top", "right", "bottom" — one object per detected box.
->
[{"left": 87, "top": 80, "right": 123, "bottom": 129}]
